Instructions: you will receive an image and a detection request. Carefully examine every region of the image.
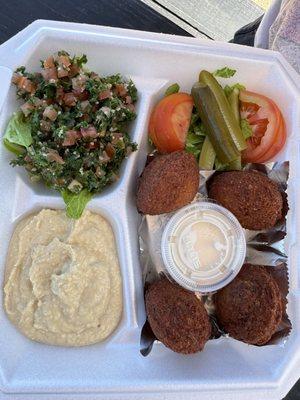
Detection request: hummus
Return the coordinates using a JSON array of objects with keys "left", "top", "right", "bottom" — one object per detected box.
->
[{"left": 4, "top": 209, "right": 123, "bottom": 346}]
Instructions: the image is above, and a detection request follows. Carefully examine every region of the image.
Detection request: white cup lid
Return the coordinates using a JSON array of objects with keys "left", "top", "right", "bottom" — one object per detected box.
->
[{"left": 161, "top": 201, "right": 246, "bottom": 293}]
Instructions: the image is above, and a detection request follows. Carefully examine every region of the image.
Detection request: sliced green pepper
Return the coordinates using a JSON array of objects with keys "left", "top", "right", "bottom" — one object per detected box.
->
[{"left": 199, "top": 136, "right": 215, "bottom": 170}]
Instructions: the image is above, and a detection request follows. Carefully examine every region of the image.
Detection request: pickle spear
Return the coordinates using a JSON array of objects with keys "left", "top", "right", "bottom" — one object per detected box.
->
[
  {"left": 228, "top": 87, "right": 240, "bottom": 124},
  {"left": 199, "top": 136, "right": 215, "bottom": 169},
  {"left": 227, "top": 87, "right": 242, "bottom": 170},
  {"left": 227, "top": 156, "right": 241, "bottom": 170},
  {"left": 199, "top": 70, "right": 246, "bottom": 152},
  {"left": 192, "top": 71, "right": 246, "bottom": 164}
]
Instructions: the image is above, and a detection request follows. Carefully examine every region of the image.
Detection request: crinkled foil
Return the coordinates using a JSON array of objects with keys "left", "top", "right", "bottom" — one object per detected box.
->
[{"left": 139, "top": 162, "right": 291, "bottom": 356}]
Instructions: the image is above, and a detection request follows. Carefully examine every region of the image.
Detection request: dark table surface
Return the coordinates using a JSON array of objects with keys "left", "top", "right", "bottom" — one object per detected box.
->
[
  {"left": 0, "top": 0, "right": 298, "bottom": 399},
  {"left": 0, "top": 0, "right": 191, "bottom": 44}
]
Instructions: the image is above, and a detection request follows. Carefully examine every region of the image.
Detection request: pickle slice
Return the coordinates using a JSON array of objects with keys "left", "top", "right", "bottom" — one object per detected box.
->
[
  {"left": 192, "top": 71, "right": 247, "bottom": 164},
  {"left": 192, "top": 82, "right": 239, "bottom": 164}
]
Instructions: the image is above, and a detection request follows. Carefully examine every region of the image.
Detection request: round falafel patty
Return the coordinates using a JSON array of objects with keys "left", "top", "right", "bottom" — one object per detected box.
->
[
  {"left": 136, "top": 151, "right": 199, "bottom": 215},
  {"left": 145, "top": 277, "right": 211, "bottom": 354},
  {"left": 208, "top": 170, "right": 283, "bottom": 230},
  {"left": 215, "top": 264, "right": 282, "bottom": 345}
]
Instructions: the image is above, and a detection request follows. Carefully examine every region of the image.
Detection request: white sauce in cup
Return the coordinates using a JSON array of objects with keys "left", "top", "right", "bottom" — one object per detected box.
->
[{"left": 161, "top": 202, "right": 246, "bottom": 293}]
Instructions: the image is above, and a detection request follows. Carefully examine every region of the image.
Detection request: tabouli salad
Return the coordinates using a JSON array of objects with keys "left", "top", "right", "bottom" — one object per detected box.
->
[
  {"left": 3, "top": 51, "right": 137, "bottom": 217},
  {"left": 149, "top": 67, "right": 286, "bottom": 169}
]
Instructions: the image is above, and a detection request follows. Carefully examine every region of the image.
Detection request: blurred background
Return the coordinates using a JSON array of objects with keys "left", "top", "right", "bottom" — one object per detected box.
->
[{"left": 141, "top": 0, "right": 271, "bottom": 40}]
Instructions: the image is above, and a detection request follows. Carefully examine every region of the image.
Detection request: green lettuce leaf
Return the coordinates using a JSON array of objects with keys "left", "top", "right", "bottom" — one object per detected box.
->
[
  {"left": 185, "top": 111, "right": 207, "bottom": 159},
  {"left": 189, "top": 110, "right": 206, "bottom": 136},
  {"left": 224, "top": 83, "right": 246, "bottom": 98},
  {"left": 185, "top": 131, "right": 205, "bottom": 158},
  {"left": 185, "top": 142, "right": 202, "bottom": 158},
  {"left": 213, "top": 67, "right": 236, "bottom": 78},
  {"left": 3, "top": 112, "right": 32, "bottom": 150},
  {"left": 241, "top": 118, "right": 253, "bottom": 140},
  {"left": 186, "top": 132, "right": 204, "bottom": 145},
  {"left": 3, "top": 138, "right": 26, "bottom": 155},
  {"left": 61, "top": 189, "right": 93, "bottom": 219},
  {"left": 165, "top": 83, "right": 180, "bottom": 96}
]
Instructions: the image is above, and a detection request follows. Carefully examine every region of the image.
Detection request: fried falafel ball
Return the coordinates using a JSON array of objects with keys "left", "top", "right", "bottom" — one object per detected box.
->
[
  {"left": 208, "top": 170, "right": 283, "bottom": 230},
  {"left": 136, "top": 151, "right": 199, "bottom": 215},
  {"left": 145, "top": 277, "right": 211, "bottom": 354},
  {"left": 215, "top": 264, "right": 282, "bottom": 345}
]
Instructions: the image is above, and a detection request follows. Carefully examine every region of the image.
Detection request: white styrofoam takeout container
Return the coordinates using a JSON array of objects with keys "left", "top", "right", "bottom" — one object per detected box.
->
[{"left": 0, "top": 20, "right": 299, "bottom": 400}]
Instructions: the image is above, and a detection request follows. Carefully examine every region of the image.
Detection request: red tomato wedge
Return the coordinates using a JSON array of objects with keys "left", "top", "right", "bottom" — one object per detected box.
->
[
  {"left": 240, "top": 90, "right": 286, "bottom": 163},
  {"left": 255, "top": 117, "right": 286, "bottom": 163},
  {"left": 149, "top": 93, "right": 193, "bottom": 153}
]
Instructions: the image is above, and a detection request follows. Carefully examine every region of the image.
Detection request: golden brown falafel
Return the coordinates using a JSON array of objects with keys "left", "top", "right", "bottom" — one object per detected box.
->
[
  {"left": 208, "top": 170, "right": 283, "bottom": 230},
  {"left": 136, "top": 151, "right": 199, "bottom": 215},
  {"left": 215, "top": 264, "right": 282, "bottom": 345},
  {"left": 145, "top": 277, "right": 211, "bottom": 354}
]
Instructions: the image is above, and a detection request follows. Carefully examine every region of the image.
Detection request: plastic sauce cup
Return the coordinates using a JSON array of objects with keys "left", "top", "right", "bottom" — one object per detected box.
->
[{"left": 161, "top": 201, "right": 246, "bottom": 293}]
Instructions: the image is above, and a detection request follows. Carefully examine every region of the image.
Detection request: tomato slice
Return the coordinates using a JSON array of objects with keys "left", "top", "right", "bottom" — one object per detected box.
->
[
  {"left": 149, "top": 93, "right": 193, "bottom": 153},
  {"left": 240, "top": 90, "right": 286, "bottom": 163},
  {"left": 255, "top": 117, "right": 286, "bottom": 163}
]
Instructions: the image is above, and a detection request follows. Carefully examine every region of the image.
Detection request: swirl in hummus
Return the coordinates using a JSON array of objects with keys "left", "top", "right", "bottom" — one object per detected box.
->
[{"left": 4, "top": 209, "right": 122, "bottom": 346}]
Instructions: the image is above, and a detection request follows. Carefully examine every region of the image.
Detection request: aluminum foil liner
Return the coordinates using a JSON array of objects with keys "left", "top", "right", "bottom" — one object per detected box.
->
[{"left": 139, "top": 162, "right": 291, "bottom": 356}]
